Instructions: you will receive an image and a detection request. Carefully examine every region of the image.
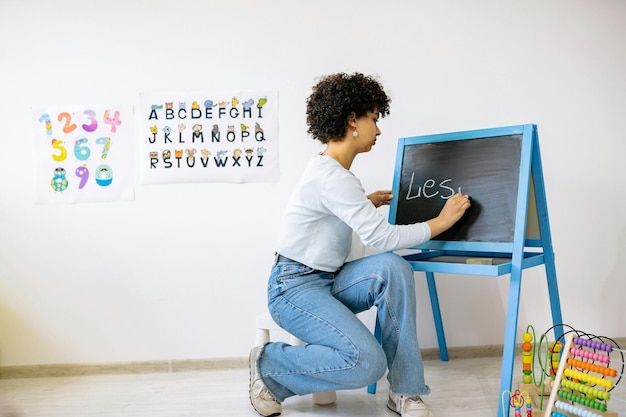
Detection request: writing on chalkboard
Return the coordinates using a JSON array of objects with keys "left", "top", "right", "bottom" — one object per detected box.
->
[
  {"left": 405, "top": 175, "right": 462, "bottom": 200},
  {"left": 391, "top": 133, "right": 523, "bottom": 244}
]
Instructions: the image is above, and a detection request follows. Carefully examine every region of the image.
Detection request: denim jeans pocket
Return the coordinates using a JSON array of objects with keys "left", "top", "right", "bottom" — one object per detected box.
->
[
  {"left": 267, "top": 262, "right": 327, "bottom": 304},
  {"left": 275, "top": 262, "right": 317, "bottom": 281}
]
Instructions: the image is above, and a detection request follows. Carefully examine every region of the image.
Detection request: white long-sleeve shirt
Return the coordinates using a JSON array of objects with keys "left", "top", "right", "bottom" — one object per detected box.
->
[{"left": 275, "top": 155, "right": 431, "bottom": 272}]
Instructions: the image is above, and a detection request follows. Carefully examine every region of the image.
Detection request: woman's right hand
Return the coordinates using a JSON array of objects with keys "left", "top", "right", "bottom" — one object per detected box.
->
[{"left": 426, "top": 193, "right": 471, "bottom": 238}]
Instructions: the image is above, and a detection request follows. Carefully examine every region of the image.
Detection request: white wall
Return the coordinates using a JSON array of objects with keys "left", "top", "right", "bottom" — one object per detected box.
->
[{"left": 1, "top": 0, "right": 625, "bottom": 367}]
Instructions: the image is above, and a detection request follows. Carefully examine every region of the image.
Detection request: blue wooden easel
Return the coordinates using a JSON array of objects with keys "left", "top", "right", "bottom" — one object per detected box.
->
[{"left": 368, "top": 124, "right": 563, "bottom": 417}]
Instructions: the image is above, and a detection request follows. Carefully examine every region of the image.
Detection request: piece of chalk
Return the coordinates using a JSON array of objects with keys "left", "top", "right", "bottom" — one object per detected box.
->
[{"left": 466, "top": 258, "right": 493, "bottom": 265}]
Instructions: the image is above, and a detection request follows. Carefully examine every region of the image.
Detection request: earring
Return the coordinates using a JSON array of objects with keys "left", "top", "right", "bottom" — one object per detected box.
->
[{"left": 353, "top": 130, "right": 359, "bottom": 137}]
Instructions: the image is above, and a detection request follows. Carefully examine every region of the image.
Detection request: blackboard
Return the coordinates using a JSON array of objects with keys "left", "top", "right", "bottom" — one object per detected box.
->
[{"left": 391, "top": 132, "right": 526, "bottom": 244}]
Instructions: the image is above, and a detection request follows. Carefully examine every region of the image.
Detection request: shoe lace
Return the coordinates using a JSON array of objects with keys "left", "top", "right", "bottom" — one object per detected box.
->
[
  {"left": 253, "top": 381, "right": 277, "bottom": 402},
  {"left": 400, "top": 395, "right": 428, "bottom": 411}
]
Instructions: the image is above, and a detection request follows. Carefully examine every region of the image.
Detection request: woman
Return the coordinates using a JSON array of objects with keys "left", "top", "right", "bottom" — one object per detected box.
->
[{"left": 249, "top": 73, "right": 470, "bottom": 417}]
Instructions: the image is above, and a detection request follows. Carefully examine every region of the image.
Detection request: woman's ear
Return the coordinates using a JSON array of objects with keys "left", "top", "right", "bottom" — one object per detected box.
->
[{"left": 347, "top": 112, "right": 358, "bottom": 128}]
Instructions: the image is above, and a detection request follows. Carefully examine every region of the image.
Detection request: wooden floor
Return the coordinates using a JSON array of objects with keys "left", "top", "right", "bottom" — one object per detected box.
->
[
  {"left": 1, "top": 355, "right": 625, "bottom": 417},
  {"left": 0, "top": 356, "right": 500, "bottom": 417}
]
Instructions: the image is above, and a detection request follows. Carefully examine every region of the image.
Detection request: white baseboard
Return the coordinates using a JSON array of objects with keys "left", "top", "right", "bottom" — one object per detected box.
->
[{"left": 2, "top": 337, "right": 624, "bottom": 379}]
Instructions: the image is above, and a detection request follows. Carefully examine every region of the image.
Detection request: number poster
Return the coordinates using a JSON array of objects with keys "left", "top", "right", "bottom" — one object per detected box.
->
[
  {"left": 32, "top": 105, "right": 134, "bottom": 204},
  {"left": 139, "top": 91, "right": 278, "bottom": 184}
]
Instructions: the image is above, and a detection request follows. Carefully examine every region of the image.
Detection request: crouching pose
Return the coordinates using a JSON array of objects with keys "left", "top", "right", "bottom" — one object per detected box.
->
[{"left": 249, "top": 72, "right": 470, "bottom": 417}]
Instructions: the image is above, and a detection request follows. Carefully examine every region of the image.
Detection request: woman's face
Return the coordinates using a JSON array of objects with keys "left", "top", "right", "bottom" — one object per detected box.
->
[{"left": 354, "top": 110, "right": 381, "bottom": 153}]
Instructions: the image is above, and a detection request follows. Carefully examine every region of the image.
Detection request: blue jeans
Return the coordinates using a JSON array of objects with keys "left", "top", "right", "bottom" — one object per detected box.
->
[{"left": 257, "top": 252, "right": 430, "bottom": 402}]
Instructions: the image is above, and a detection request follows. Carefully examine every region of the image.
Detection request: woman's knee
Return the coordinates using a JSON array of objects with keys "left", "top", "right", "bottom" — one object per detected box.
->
[
  {"left": 352, "top": 342, "right": 387, "bottom": 387},
  {"left": 382, "top": 252, "right": 413, "bottom": 271},
  {"left": 376, "top": 253, "right": 415, "bottom": 288}
]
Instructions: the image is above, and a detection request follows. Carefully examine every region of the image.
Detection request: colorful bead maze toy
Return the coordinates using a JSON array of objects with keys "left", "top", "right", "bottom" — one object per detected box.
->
[
  {"left": 503, "top": 389, "right": 534, "bottom": 417},
  {"left": 518, "top": 325, "right": 624, "bottom": 417}
]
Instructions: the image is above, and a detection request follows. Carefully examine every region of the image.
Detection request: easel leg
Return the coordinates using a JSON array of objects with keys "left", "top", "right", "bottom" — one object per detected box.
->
[
  {"left": 498, "top": 269, "right": 523, "bottom": 417},
  {"left": 530, "top": 127, "right": 564, "bottom": 341},
  {"left": 545, "top": 258, "right": 564, "bottom": 341},
  {"left": 426, "top": 272, "right": 449, "bottom": 361}
]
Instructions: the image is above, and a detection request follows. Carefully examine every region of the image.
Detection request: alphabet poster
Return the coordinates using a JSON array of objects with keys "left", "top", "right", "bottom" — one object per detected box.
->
[
  {"left": 138, "top": 91, "right": 279, "bottom": 184},
  {"left": 32, "top": 104, "right": 134, "bottom": 204}
]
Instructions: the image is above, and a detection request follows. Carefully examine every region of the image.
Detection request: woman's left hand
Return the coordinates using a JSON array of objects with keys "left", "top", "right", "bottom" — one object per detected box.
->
[{"left": 367, "top": 190, "right": 393, "bottom": 208}]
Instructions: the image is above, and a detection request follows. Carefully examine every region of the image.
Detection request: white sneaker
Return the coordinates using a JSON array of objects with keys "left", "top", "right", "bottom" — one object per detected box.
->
[
  {"left": 387, "top": 389, "right": 432, "bottom": 417},
  {"left": 249, "top": 346, "right": 282, "bottom": 417}
]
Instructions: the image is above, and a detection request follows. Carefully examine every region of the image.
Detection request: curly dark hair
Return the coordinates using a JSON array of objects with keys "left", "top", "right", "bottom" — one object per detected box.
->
[{"left": 306, "top": 72, "right": 391, "bottom": 144}]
